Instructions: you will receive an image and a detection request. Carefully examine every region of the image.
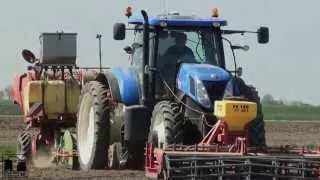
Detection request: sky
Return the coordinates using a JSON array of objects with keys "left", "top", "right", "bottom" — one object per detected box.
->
[{"left": 0, "top": 0, "right": 319, "bottom": 105}]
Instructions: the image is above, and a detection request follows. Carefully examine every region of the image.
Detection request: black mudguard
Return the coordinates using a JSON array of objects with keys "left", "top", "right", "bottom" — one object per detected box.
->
[
  {"left": 124, "top": 105, "right": 151, "bottom": 141},
  {"left": 95, "top": 71, "right": 121, "bottom": 102}
]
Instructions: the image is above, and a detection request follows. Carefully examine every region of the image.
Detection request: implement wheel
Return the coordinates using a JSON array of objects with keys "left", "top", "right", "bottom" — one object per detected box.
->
[
  {"left": 108, "top": 142, "right": 121, "bottom": 169},
  {"left": 60, "top": 130, "right": 79, "bottom": 169},
  {"left": 77, "top": 81, "right": 110, "bottom": 170},
  {"left": 16, "top": 131, "right": 32, "bottom": 162}
]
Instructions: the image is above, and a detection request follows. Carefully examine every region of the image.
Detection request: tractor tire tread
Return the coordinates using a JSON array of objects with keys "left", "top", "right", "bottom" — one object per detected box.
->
[
  {"left": 77, "top": 81, "right": 110, "bottom": 170},
  {"left": 241, "top": 84, "right": 266, "bottom": 148},
  {"left": 149, "top": 101, "right": 184, "bottom": 147},
  {"left": 17, "top": 131, "right": 32, "bottom": 161}
]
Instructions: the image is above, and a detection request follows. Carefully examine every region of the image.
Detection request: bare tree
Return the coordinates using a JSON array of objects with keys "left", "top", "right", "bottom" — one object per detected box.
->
[
  {"left": 261, "top": 94, "right": 274, "bottom": 104},
  {"left": 4, "top": 85, "right": 13, "bottom": 100},
  {"left": 0, "top": 90, "right": 4, "bottom": 101}
]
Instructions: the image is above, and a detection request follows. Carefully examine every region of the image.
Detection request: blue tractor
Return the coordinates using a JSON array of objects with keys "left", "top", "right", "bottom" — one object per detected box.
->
[{"left": 76, "top": 8, "right": 269, "bottom": 170}]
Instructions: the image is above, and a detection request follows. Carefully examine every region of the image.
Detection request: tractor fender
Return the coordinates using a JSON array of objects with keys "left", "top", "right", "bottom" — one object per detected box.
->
[
  {"left": 95, "top": 67, "right": 140, "bottom": 106},
  {"left": 95, "top": 71, "right": 121, "bottom": 102}
]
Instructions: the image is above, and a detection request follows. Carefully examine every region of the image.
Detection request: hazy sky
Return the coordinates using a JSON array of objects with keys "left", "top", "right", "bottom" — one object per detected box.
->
[{"left": 0, "top": 0, "right": 319, "bottom": 105}]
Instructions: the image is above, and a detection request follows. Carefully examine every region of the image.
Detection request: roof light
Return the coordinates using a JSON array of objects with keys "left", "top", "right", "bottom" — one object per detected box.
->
[
  {"left": 160, "top": 21, "right": 168, "bottom": 27},
  {"left": 168, "top": 11, "right": 180, "bottom": 16},
  {"left": 212, "top": 22, "right": 220, "bottom": 27},
  {"left": 125, "top": 6, "right": 132, "bottom": 18},
  {"left": 212, "top": 8, "right": 219, "bottom": 17}
]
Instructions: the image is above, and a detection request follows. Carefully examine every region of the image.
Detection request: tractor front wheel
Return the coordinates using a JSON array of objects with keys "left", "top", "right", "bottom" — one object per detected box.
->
[
  {"left": 247, "top": 86, "right": 266, "bottom": 148},
  {"left": 148, "top": 101, "right": 184, "bottom": 149},
  {"left": 238, "top": 79, "right": 266, "bottom": 149},
  {"left": 77, "top": 81, "right": 110, "bottom": 170}
]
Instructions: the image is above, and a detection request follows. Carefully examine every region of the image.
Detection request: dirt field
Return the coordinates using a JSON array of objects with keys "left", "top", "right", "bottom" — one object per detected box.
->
[{"left": 1, "top": 115, "right": 320, "bottom": 179}]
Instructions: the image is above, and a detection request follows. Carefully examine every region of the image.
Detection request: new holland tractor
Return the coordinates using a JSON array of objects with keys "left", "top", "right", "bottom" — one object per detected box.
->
[
  {"left": 76, "top": 8, "right": 320, "bottom": 179},
  {"left": 76, "top": 7, "right": 267, "bottom": 169},
  {"left": 11, "top": 32, "right": 97, "bottom": 169}
]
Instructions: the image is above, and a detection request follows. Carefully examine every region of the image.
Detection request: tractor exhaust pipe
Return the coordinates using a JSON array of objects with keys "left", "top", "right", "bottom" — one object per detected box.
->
[{"left": 141, "top": 10, "right": 150, "bottom": 106}]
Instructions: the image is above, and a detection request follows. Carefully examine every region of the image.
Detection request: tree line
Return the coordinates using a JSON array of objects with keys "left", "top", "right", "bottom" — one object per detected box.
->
[
  {"left": 0, "top": 86, "right": 13, "bottom": 101},
  {"left": 261, "top": 94, "right": 317, "bottom": 107},
  {"left": 0, "top": 87, "right": 317, "bottom": 108}
]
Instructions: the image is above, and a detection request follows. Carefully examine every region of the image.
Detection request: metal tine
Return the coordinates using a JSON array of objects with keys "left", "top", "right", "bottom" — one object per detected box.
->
[{"left": 165, "top": 155, "right": 320, "bottom": 179}]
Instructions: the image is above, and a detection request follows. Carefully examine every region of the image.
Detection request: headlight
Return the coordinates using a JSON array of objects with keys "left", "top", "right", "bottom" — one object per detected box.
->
[
  {"left": 223, "top": 79, "right": 234, "bottom": 98},
  {"left": 195, "top": 79, "right": 211, "bottom": 108}
]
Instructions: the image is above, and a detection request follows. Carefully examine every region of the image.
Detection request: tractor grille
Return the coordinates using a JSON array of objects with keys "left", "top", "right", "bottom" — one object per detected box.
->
[{"left": 202, "top": 80, "right": 227, "bottom": 103}]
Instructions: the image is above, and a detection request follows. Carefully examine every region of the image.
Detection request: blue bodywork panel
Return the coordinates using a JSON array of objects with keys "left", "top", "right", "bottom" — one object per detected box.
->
[
  {"left": 111, "top": 66, "right": 140, "bottom": 105},
  {"left": 110, "top": 63, "right": 241, "bottom": 107},
  {"left": 177, "top": 63, "right": 234, "bottom": 107},
  {"left": 177, "top": 64, "right": 230, "bottom": 83},
  {"left": 128, "top": 15, "right": 227, "bottom": 27}
]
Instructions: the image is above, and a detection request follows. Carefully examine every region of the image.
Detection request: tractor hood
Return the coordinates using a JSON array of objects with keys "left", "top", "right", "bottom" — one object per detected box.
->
[{"left": 176, "top": 63, "right": 231, "bottom": 109}]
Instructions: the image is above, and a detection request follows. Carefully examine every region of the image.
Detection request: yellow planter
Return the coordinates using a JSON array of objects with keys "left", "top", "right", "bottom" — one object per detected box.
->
[{"left": 214, "top": 100, "right": 257, "bottom": 131}]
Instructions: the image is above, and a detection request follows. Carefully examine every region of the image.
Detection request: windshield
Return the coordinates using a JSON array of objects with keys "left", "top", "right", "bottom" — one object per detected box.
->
[{"left": 157, "top": 29, "right": 223, "bottom": 69}]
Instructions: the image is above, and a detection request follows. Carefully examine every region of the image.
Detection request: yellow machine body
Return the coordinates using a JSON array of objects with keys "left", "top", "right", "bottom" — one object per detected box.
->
[
  {"left": 23, "top": 80, "right": 80, "bottom": 119},
  {"left": 214, "top": 100, "right": 257, "bottom": 131}
]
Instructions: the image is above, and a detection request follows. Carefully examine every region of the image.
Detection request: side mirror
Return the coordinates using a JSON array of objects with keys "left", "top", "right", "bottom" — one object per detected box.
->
[
  {"left": 113, "top": 23, "right": 126, "bottom": 40},
  {"left": 22, "top": 49, "right": 36, "bottom": 64},
  {"left": 124, "top": 46, "right": 133, "bottom": 54},
  {"left": 236, "top": 67, "right": 243, "bottom": 77},
  {"left": 257, "top": 26, "right": 269, "bottom": 44},
  {"left": 132, "top": 42, "right": 142, "bottom": 49},
  {"left": 124, "top": 43, "right": 143, "bottom": 54},
  {"left": 231, "top": 45, "right": 250, "bottom": 51}
]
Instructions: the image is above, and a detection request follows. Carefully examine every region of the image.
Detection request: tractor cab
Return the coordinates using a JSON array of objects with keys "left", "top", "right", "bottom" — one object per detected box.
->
[
  {"left": 115, "top": 10, "right": 228, "bottom": 104},
  {"left": 124, "top": 15, "right": 227, "bottom": 101},
  {"left": 114, "top": 8, "right": 268, "bottom": 110}
]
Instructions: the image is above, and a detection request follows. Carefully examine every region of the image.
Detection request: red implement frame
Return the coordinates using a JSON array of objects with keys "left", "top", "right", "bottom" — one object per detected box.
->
[
  {"left": 12, "top": 68, "right": 83, "bottom": 156},
  {"left": 145, "top": 119, "right": 320, "bottom": 179}
]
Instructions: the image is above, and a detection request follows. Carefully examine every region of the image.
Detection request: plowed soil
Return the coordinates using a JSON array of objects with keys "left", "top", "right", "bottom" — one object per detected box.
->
[{"left": 1, "top": 115, "right": 319, "bottom": 179}]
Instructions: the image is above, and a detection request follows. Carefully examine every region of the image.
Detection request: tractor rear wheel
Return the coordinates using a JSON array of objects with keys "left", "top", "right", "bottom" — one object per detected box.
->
[
  {"left": 148, "top": 101, "right": 184, "bottom": 149},
  {"left": 77, "top": 81, "right": 110, "bottom": 170},
  {"left": 238, "top": 80, "right": 266, "bottom": 149},
  {"left": 16, "top": 131, "right": 32, "bottom": 162}
]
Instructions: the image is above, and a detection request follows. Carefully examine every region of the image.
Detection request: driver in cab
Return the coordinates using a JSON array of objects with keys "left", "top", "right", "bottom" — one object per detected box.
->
[
  {"left": 162, "top": 32, "right": 195, "bottom": 63},
  {"left": 157, "top": 32, "right": 195, "bottom": 95}
]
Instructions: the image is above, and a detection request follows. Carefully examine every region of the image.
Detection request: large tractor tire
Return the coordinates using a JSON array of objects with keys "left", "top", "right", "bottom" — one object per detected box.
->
[
  {"left": 148, "top": 101, "right": 184, "bottom": 149},
  {"left": 247, "top": 87, "right": 266, "bottom": 149},
  {"left": 238, "top": 80, "right": 266, "bottom": 149},
  {"left": 77, "top": 81, "right": 110, "bottom": 170},
  {"left": 16, "top": 131, "right": 32, "bottom": 161}
]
